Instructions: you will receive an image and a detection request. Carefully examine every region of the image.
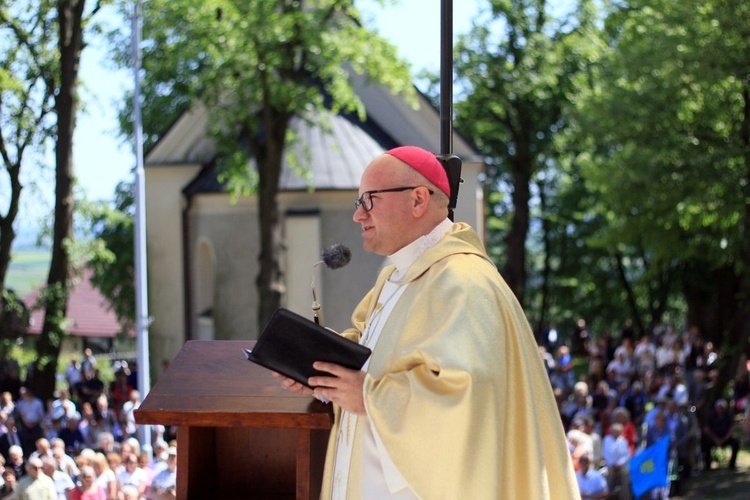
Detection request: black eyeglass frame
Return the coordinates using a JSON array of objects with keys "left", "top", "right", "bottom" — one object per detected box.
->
[{"left": 354, "top": 186, "right": 434, "bottom": 212}]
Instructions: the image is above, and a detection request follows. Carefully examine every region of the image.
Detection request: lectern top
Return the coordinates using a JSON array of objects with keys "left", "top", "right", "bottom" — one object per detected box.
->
[{"left": 135, "top": 340, "right": 332, "bottom": 429}]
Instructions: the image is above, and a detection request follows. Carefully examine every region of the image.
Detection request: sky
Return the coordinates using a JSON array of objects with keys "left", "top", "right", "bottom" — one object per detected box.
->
[{"left": 67, "top": 0, "right": 484, "bottom": 206}]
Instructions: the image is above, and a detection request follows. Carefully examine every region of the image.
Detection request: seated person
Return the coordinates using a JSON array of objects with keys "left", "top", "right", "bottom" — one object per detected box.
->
[
  {"left": 701, "top": 399, "right": 739, "bottom": 470},
  {"left": 576, "top": 453, "right": 608, "bottom": 499}
]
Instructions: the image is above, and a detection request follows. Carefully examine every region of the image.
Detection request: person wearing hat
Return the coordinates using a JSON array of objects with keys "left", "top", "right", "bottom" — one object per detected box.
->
[
  {"left": 14, "top": 455, "right": 56, "bottom": 499},
  {"left": 701, "top": 398, "right": 739, "bottom": 470},
  {"left": 278, "top": 146, "right": 577, "bottom": 498}
]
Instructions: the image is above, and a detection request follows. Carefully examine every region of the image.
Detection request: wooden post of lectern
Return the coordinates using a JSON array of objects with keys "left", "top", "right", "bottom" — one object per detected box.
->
[{"left": 135, "top": 340, "right": 332, "bottom": 499}]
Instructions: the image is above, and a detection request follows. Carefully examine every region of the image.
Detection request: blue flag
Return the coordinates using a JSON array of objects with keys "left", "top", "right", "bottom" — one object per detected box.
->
[{"left": 629, "top": 435, "right": 670, "bottom": 498}]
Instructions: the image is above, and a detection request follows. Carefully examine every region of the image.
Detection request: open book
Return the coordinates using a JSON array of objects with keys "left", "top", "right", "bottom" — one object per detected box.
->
[{"left": 245, "top": 308, "right": 371, "bottom": 388}]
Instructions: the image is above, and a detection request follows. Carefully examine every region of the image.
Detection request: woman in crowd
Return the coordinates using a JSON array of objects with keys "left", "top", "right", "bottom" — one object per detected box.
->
[
  {"left": 92, "top": 452, "right": 118, "bottom": 500},
  {"left": 70, "top": 465, "right": 107, "bottom": 500}
]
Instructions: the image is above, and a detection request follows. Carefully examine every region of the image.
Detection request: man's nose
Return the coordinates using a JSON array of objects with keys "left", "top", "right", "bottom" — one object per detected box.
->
[{"left": 353, "top": 205, "right": 367, "bottom": 222}]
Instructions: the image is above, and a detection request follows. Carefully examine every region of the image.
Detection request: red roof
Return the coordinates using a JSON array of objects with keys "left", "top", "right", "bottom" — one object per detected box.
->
[{"left": 23, "top": 268, "right": 133, "bottom": 338}]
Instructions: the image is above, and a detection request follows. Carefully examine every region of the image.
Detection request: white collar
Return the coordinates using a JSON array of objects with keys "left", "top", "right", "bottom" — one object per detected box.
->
[{"left": 388, "top": 218, "right": 453, "bottom": 274}]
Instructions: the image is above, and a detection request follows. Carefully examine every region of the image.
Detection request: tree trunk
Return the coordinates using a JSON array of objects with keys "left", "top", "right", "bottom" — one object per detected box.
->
[
  {"left": 0, "top": 179, "right": 19, "bottom": 329},
  {"left": 0, "top": 163, "right": 21, "bottom": 298},
  {"left": 683, "top": 264, "right": 744, "bottom": 407},
  {"left": 32, "top": 0, "right": 85, "bottom": 402},
  {"left": 254, "top": 111, "right": 291, "bottom": 332},
  {"left": 613, "top": 251, "right": 646, "bottom": 338},
  {"left": 535, "top": 179, "right": 551, "bottom": 342},
  {"left": 502, "top": 159, "right": 531, "bottom": 304}
]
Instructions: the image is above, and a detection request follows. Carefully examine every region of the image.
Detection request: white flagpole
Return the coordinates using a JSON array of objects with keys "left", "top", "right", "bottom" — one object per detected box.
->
[{"left": 132, "top": 0, "right": 152, "bottom": 453}]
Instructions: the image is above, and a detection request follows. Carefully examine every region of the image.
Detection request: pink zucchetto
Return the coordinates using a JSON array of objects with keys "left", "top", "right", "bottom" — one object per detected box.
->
[{"left": 385, "top": 146, "right": 451, "bottom": 197}]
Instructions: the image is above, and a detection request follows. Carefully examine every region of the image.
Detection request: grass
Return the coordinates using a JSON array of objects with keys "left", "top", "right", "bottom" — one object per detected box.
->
[
  {"left": 5, "top": 249, "right": 50, "bottom": 296},
  {"left": 667, "top": 413, "right": 750, "bottom": 500},
  {"left": 675, "top": 448, "right": 750, "bottom": 499}
]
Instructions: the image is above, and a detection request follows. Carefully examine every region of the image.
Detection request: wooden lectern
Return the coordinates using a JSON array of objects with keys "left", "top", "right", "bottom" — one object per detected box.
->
[{"left": 135, "top": 340, "right": 333, "bottom": 500}]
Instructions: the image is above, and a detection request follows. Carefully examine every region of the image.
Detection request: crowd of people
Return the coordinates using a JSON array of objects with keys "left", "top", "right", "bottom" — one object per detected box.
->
[
  {"left": 2, "top": 322, "right": 748, "bottom": 499},
  {"left": 541, "top": 321, "right": 750, "bottom": 499},
  {"left": 0, "top": 349, "right": 175, "bottom": 499}
]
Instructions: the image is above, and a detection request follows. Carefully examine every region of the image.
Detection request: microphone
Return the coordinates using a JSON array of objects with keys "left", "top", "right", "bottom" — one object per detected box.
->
[{"left": 312, "top": 243, "right": 351, "bottom": 325}]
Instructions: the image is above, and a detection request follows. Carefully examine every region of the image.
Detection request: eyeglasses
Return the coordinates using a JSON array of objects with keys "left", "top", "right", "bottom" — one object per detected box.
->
[{"left": 354, "top": 186, "right": 433, "bottom": 212}]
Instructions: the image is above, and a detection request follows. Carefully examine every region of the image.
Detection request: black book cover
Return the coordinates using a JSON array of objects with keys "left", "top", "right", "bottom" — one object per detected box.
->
[{"left": 245, "top": 308, "right": 371, "bottom": 388}]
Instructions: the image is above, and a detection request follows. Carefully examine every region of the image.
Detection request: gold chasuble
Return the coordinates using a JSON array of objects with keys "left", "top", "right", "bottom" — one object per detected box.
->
[{"left": 320, "top": 223, "right": 579, "bottom": 499}]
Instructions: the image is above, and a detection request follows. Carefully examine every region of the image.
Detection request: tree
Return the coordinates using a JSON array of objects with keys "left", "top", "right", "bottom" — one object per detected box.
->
[
  {"left": 33, "top": 0, "right": 93, "bottom": 401},
  {"left": 572, "top": 0, "right": 750, "bottom": 399},
  {"left": 116, "top": 0, "right": 414, "bottom": 331},
  {"left": 0, "top": 0, "right": 56, "bottom": 331},
  {"left": 453, "top": 0, "right": 597, "bottom": 304},
  {"left": 1, "top": 0, "right": 106, "bottom": 400}
]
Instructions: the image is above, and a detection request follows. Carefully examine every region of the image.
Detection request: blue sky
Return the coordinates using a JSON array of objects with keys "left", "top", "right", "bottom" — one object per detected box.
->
[{"left": 70, "top": 0, "right": 483, "bottom": 205}]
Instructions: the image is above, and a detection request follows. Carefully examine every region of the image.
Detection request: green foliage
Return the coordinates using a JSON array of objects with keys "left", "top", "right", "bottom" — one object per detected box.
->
[
  {"left": 109, "top": 0, "right": 418, "bottom": 329},
  {"left": 113, "top": 0, "right": 415, "bottom": 158},
  {"left": 0, "top": 341, "right": 37, "bottom": 377},
  {"left": 575, "top": 0, "right": 750, "bottom": 270},
  {"left": 453, "top": 0, "right": 600, "bottom": 300},
  {"left": 34, "top": 281, "right": 72, "bottom": 338},
  {"left": 75, "top": 182, "right": 136, "bottom": 332},
  {"left": 0, "top": 288, "right": 29, "bottom": 341},
  {"left": 0, "top": 0, "right": 58, "bottom": 303}
]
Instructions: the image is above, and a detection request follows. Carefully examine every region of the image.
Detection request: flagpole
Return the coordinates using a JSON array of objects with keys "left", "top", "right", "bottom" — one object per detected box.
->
[{"left": 132, "top": 0, "right": 152, "bottom": 454}]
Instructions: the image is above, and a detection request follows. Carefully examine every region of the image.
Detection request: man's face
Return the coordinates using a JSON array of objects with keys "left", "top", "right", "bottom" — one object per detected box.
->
[
  {"left": 27, "top": 463, "right": 40, "bottom": 478},
  {"left": 353, "top": 155, "right": 417, "bottom": 256}
]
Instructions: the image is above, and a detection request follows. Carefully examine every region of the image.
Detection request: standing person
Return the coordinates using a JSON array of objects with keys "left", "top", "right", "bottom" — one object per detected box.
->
[
  {"left": 69, "top": 465, "right": 106, "bottom": 500},
  {"left": 50, "top": 438, "right": 80, "bottom": 481},
  {"left": 75, "top": 370, "right": 104, "bottom": 411},
  {"left": 14, "top": 456, "right": 56, "bottom": 499},
  {"left": 65, "top": 358, "right": 83, "bottom": 396},
  {"left": 116, "top": 453, "right": 149, "bottom": 498},
  {"left": 81, "top": 349, "right": 97, "bottom": 376},
  {"left": 601, "top": 423, "right": 631, "bottom": 500},
  {"left": 14, "top": 387, "right": 45, "bottom": 457},
  {"left": 40, "top": 456, "right": 75, "bottom": 500},
  {"left": 120, "top": 391, "right": 142, "bottom": 442},
  {"left": 109, "top": 370, "right": 134, "bottom": 422},
  {"left": 0, "top": 417, "right": 22, "bottom": 463},
  {"left": 91, "top": 453, "right": 118, "bottom": 500},
  {"left": 278, "top": 146, "right": 578, "bottom": 498},
  {"left": 6, "top": 446, "right": 26, "bottom": 480}
]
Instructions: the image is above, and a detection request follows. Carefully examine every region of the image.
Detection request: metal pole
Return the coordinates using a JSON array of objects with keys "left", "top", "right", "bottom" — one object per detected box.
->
[
  {"left": 438, "top": 0, "right": 462, "bottom": 220},
  {"left": 440, "top": 0, "right": 453, "bottom": 156},
  {"left": 132, "top": 0, "right": 152, "bottom": 454}
]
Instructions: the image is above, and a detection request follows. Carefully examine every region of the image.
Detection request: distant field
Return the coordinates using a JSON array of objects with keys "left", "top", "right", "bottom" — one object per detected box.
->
[{"left": 5, "top": 249, "right": 50, "bottom": 297}]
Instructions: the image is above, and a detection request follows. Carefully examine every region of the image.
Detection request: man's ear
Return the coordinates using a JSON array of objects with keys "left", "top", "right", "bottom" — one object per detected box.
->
[{"left": 411, "top": 186, "right": 431, "bottom": 217}]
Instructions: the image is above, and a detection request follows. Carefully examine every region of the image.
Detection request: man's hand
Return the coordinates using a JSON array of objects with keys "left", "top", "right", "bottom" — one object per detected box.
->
[
  {"left": 272, "top": 372, "right": 315, "bottom": 396},
  {"left": 308, "top": 362, "right": 367, "bottom": 416}
]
